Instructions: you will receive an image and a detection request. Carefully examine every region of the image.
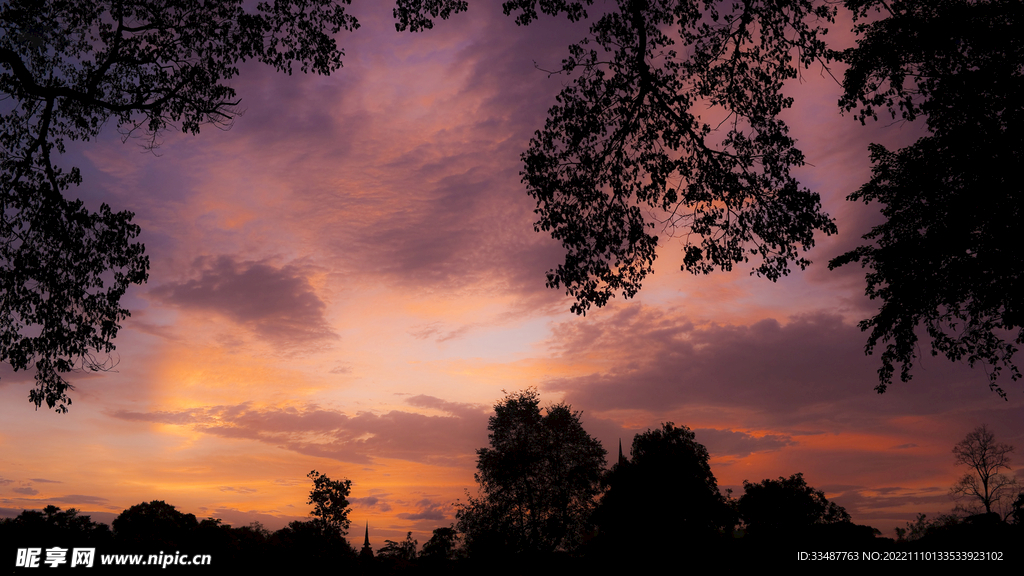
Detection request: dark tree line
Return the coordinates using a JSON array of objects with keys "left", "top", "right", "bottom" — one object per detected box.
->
[
  {"left": 6, "top": 406, "right": 1024, "bottom": 571},
  {"left": 2, "top": 472, "right": 361, "bottom": 572},
  {"left": 449, "top": 392, "right": 1024, "bottom": 569},
  {"left": 452, "top": 391, "right": 881, "bottom": 571}
]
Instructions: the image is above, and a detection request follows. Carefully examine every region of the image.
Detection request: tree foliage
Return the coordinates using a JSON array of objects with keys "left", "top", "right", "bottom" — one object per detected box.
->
[
  {"left": 420, "top": 526, "right": 458, "bottom": 562},
  {"left": 271, "top": 519, "right": 356, "bottom": 568},
  {"left": 307, "top": 470, "right": 353, "bottom": 537},
  {"left": 893, "top": 512, "right": 962, "bottom": 542},
  {"left": 738, "top": 472, "right": 850, "bottom": 537},
  {"left": 394, "top": 0, "right": 593, "bottom": 32},
  {"left": 377, "top": 531, "right": 418, "bottom": 561},
  {"left": 829, "top": 0, "right": 1023, "bottom": 396},
  {"left": 456, "top": 389, "right": 606, "bottom": 556},
  {"left": 523, "top": 0, "right": 839, "bottom": 315},
  {"left": 5, "top": 505, "right": 111, "bottom": 539},
  {"left": 0, "top": 0, "right": 357, "bottom": 411},
  {"left": 111, "top": 500, "right": 199, "bottom": 548},
  {"left": 593, "top": 423, "right": 734, "bottom": 548},
  {"left": 397, "top": 0, "right": 838, "bottom": 315},
  {"left": 949, "top": 425, "right": 1017, "bottom": 519},
  {"left": 0, "top": 505, "right": 113, "bottom": 558},
  {"left": 396, "top": 1, "right": 1024, "bottom": 397}
]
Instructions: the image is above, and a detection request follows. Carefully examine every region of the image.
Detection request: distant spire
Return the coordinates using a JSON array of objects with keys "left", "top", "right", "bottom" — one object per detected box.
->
[
  {"left": 618, "top": 438, "right": 627, "bottom": 466},
  {"left": 360, "top": 521, "right": 374, "bottom": 560}
]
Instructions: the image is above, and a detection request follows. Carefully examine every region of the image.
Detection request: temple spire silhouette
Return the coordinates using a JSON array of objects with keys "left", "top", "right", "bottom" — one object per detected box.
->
[{"left": 360, "top": 521, "right": 374, "bottom": 559}]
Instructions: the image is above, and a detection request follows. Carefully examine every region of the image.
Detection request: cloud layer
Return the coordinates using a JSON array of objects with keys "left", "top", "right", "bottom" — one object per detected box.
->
[
  {"left": 151, "top": 256, "right": 336, "bottom": 345},
  {"left": 112, "top": 395, "right": 489, "bottom": 467}
]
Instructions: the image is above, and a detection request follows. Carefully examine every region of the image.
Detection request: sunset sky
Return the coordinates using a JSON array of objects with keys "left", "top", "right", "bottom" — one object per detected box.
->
[{"left": 1, "top": 3, "right": 1021, "bottom": 548}]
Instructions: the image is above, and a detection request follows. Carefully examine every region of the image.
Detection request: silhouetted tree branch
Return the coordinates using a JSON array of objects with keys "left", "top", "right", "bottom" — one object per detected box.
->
[
  {"left": 950, "top": 425, "right": 1017, "bottom": 519},
  {"left": 1, "top": 0, "right": 357, "bottom": 411},
  {"left": 829, "top": 0, "right": 1023, "bottom": 397}
]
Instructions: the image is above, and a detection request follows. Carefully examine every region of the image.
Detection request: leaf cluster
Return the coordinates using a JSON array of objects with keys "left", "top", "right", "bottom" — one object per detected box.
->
[
  {"left": 829, "top": 0, "right": 1023, "bottom": 396},
  {"left": 393, "top": 0, "right": 593, "bottom": 31},
  {"left": 307, "top": 469, "right": 353, "bottom": 537},
  {"left": 520, "top": 0, "right": 837, "bottom": 314},
  {"left": 111, "top": 500, "right": 200, "bottom": 549},
  {"left": 420, "top": 526, "right": 459, "bottom": 561},
  {"left": 377, "top": 531, "right": 418, "bottom": 561},
  {"left": 893, "top": 512, "right": 962, "bottom": 542}
]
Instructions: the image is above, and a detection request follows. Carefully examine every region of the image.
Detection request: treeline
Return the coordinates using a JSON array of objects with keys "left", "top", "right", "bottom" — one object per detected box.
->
[
  {"left": 6, "top": 393, "right": 1022, "bottom": 571},
  {"left": 1, "top": 501, "right": 356, "bottom": 572}
]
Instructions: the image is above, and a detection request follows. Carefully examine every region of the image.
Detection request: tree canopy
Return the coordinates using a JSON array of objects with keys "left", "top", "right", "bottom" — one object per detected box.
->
[
  {"left": 307, "top": 469, "right": 353, "bottom": 537},
  {"left": 111, "top": 500, "right": 200, "bottom": 548},
  {"left": 829, "top": 0, "right": 1023, "bottom": 397},
  {"left": 738, "top": 472, "right": 850, "bottom": 537},
  {"left": 0, "top": 0, "right": 357, "bottom": 411},
  {"left": 4, "top": 505, "right": 110, "bottom": 541},
  {"left": 398, "top": 0, "right": 838, "bottom": 315},
  {"left": 456, "top": 389, "right": 606, "bottom": 557},
  {"left": 377, "top": 531, "right": 418, "bottom": 562},
  {"left": 420, "top": 526, "right": 458, "bottom": 563},
  {"left": 592, "top": 423, "right": 734, "bottom": 549},
  {"left": 400, "top": 0, "right": 1023, "bottom": 396}
]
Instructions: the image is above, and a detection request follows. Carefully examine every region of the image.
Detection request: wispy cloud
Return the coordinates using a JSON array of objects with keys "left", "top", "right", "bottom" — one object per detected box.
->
[{"left": 111, "top": 396, "right": 489, "bottom": 466}]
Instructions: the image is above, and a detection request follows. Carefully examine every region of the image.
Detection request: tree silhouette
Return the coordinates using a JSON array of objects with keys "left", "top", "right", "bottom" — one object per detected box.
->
[
  {"left": 456, "top": 389, "right": 606, "bottom": 557},
  {"left": 738, "top": 473, "right": 850, "bottom": 538},
  {"left": 592, "top": 422, "right": 735, "bottom": 552},
  {"left": 420, "top": 526, "right": 458, "bottom": 563},
  {"left": 397, "top": 0, "right": 838, "bottom": 315},
  {"left": 0, "top": 0, "right": 357, "bottom": 411},
  {"left": 307, "top": 469, "right": 353, "bottom": 537},
  {"left": 1012, "top": 493, "right": 1024, "bottom": 525},
  {"left": 829, "top": 0, "right": 1023, "bottom": 397},
  {"left": 397, "top": 2, "right": 1023, "bottom": 397},
  {"left": 950, "top": 425, "right": 1017, "bottom": 519},
  {"left": 893, "top": 512, "right": 962, "bottom": 542},
  {"left": 270, "top": 519, "right": 356, "bottom": 570},
  {"left": 377, "top": 531, "right": 418, "bottom": 561},
  {"left": 112, "top": 500, "right": 199, "bottom": 549},
  {"left": 1, "top": 505, "right": 111, "bottom": 547}
]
